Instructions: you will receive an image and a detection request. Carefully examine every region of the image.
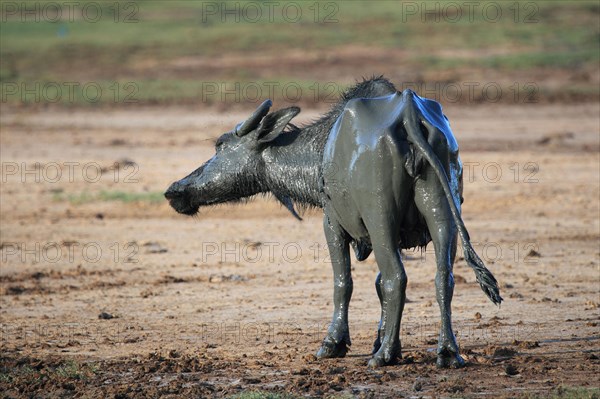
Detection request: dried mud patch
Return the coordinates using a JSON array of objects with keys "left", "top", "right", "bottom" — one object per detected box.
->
[{"left": 1, "top": 347, "right": 599, "bottom": 398}]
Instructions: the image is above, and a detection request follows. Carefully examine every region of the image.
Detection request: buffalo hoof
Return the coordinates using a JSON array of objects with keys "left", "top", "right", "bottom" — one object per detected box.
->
[
  {"left": 316, "top": 338, "right": 349, "bottom": 359},
  {"left": 436, "top": 352, "right": 466, "bottom": 369},
  {"left": 368, "top": 347, "right": 400, "bottom": 368},
  {"left": 367, "top": 354, "right": 399, "bottom": 368}
]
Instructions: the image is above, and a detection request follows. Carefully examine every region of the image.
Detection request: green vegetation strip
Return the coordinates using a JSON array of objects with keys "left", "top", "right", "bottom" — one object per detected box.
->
[
  {"left": 53, "top": 190, "right": 164, "bottom": 205},
  {"left": 1, "top": 1, "right": 598, "bottom": 106},
  {"left": 225, "top": 388, "right": 600, "bottom": 399},
  {"left": 526, "top": 387, "right": 600, "bottom": 399},
  {"left": 0, "top": 360, "right": 98, "bottom": 384}
]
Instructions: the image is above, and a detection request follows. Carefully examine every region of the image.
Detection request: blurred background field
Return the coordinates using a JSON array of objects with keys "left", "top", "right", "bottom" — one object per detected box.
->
[{"left": 1, "top": 0, "right": 599, "bottom": 108}]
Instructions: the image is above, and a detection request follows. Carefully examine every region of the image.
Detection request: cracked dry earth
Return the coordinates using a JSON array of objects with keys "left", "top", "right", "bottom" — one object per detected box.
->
[{"left": 1, "top": 103, "right": 599, "bottom": 398}]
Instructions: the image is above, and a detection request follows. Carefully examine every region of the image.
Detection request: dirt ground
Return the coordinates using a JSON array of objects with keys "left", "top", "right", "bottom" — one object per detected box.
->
[{"left": 1, "top": 102, "right": 599, "bottom": 398}]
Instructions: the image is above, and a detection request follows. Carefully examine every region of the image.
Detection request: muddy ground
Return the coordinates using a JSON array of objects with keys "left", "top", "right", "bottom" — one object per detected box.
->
[{"left": 1, "top": 102, "right": 599, "bottom": 398}]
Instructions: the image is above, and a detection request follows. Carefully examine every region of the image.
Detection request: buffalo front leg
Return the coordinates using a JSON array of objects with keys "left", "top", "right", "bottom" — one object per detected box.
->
[
  {"left": 316, "top": 215, "right": 352, "bottom": 359},
  {"left": 415, "top": 172, "right": 465, "bottom": 368},
  {"left": 372, "top": 272, "right": 384, "bottom": 354}
]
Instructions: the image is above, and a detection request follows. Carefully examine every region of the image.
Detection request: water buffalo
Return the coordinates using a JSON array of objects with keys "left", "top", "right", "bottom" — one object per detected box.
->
[{"left": 165, "top": 77, "right": 502, "bottom": 368}]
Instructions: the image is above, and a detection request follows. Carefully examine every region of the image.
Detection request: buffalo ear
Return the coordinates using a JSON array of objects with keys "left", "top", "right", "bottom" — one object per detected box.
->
[
  {"left": 236, "top": 99, "right": 272, "bottom": 137},
  {"left": 256, "top": 106, "right": 300, "bottom": 144}
]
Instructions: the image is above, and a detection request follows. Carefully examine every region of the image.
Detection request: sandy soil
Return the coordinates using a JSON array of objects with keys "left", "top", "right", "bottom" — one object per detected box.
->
[{"left": 1, "top": 103, "right": 599, "bottom": 398}]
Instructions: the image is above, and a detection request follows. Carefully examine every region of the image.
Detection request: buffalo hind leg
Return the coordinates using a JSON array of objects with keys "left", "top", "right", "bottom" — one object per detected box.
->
[
  {"left": 367, "top": 226, "right": 407, "bottom": 367},
  {"left": 415, "top": 172, "right": 465, "bottom": 368},
  {"left": 316, "top": 215, "right": 352, "bottom": 359},
  {"left": 433, "top": 230, "right": 464, "bottom": 368}
]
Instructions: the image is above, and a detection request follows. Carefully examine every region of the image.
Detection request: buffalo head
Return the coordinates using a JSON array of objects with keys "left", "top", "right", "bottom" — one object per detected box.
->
[{"left": 164, "top": 100, "right": 300, "bottom": 215}]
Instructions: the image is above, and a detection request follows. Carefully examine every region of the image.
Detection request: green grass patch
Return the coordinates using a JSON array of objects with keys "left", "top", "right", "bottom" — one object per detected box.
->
[
  {"left": 55, "top": 360, "right": 98, "bottom": 381},
  {"left": 227, "top": 392, "right": 301, "bottom": 399},
  {"left": 3, "top": 1, "right": 598, "bottom": 70},
  {"left": 54, "top": 190, "right": 164, "bottom": 205},
  {"left": 0, "top": 364, "right": 35, "bottom": 384},
  {"left": 526, "top": 386, "right": 600, "bottom": 399},
  {"left": 0, "top": 359, "right": 97, "bottom": 385},
  {"left": 227, "top": 392, "right": 353, "bottom": 399}
]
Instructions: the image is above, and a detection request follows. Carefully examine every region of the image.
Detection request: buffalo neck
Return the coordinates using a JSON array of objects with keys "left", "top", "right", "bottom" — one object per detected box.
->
[{"left": 261, "top": 123, "right": 330, "bottom": 208}]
